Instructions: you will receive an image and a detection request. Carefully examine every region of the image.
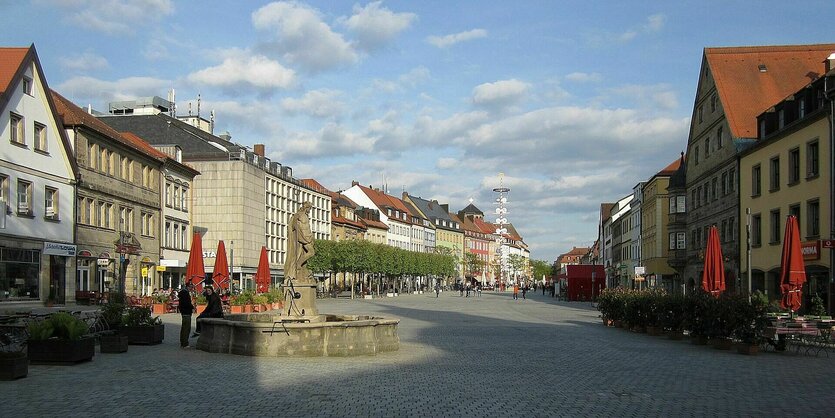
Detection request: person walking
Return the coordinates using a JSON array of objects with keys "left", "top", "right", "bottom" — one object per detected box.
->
[
  {"left": 178, "top": 283, "right": 194, "bottom": 348},
  {"left": 513, "top": 283, "right": 519, "bottom": 300},
  {"left": 435, "top": 283, "right": 440, "bottom": 298},
  {"left": 521, "top": 282, "right": 528, "bottom": 300}
]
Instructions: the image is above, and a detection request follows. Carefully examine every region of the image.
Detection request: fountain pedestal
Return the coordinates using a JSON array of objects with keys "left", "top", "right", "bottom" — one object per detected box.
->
[{"left": 285, "top": 281, "right": 318, "bottom": 317}]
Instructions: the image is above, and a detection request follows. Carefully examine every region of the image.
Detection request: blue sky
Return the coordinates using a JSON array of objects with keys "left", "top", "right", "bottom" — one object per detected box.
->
[{"left": 3, "top": 1, "right": 834, "bottom": 261}]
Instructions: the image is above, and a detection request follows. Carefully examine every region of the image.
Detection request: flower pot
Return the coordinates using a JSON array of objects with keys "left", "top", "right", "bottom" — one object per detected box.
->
[
  {"left": 230, "top": 305, "right": 243, "bottom": 314},
  {"left": 28, "top": 337, "right": 95, "bottom": 364},
  {"left": 244, "top": 304, "right": 253, "bottom": 313},
  {"left": 272, "top": 302, "right": 281, "bottom": 310},
  {"left": 196, "top": 304, "right": 207, "bottom": 314},
  {"left": 152, "top": 303, "right": 166, "bottom": 315},
  {"left": 0, "top": 352, "right": 28, "bottom": 380},
  {"left": 120, "top": 324, "right": 165, "bottom": 345},
  {"left": 100, "top": 333, "right": 129, "bottom": 353},
  {"left": 736, "top": 343, "right": 759, "bottom": 355},
  {"left": 262, "top": 304, "right": 270, "bottom": 312}
]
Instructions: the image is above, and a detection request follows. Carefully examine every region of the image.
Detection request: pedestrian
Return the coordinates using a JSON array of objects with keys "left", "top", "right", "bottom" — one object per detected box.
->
[
  {"left": 522, "top": 282, "right": 527, "bottom": 300},
  {"left": 476, "top": 284, "right": 481, "bottom": 297},
  {"left": 435, "top": 283, "right": 440, "bottom": 298},
  {"left": 178, "top": 283, "right": 194, "bottom": 348},
  {"left": 465, "top": 282, "right": 471, "bottom": 297},
  {"left": 513, "top": 283, "right": 519, "bottom": 300},
  {"left": 193, "top": 285, "right": 223, "bottom": 336},
  {"left": 459, "top": 284, "right": 464, "bottom": 297},
  {"left": 542, "top": 284, "right": 546, "bottom": 295}
]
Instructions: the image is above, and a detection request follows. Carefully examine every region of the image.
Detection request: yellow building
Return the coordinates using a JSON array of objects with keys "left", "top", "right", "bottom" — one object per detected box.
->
[{"left": 641, "top": 156, "right": 682, "bottom": 290}]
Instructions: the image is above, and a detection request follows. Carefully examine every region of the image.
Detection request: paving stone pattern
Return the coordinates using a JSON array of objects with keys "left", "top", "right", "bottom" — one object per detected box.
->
[{"left": 3, "top": 291, "right": 834, "bottom": 417}]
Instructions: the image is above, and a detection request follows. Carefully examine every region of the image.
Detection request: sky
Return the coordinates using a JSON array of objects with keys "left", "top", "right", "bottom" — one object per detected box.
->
[{"left": 3, "top": 1, "right": 834, "bottom": 261}]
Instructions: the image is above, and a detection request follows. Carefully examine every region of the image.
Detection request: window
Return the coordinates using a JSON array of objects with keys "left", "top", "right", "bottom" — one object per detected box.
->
[
  {"left": 44, "top": 187, "right": 58, "bottom": 219},
  {"left": 34, "top": 122, "right": 47, "bottom": 152},
  {"left": 778, "top": 108, "right": 785, "bottom": 129},
  {"left": 98, "top": 202, "right": 107, "bottom": 228},
  {"left": 121, "top": 158, "right": 129, "bottom": 180},
  {"left": 22, "top": 77, "right": 32, "bottom": 95},
  {"left": 173, "top": 186, "right": 180, "bottom": 209},
  {"left": 109, "top": 152, "right": 116, "bottom": 176},
  {"left": 752, "top": 165, "right": 761, "bottom": 196},
  {"left": 769, "top": 157, "right": 780, "bottom": 191},
  {"left": 677, "top": 232, "right": 686, "bottom": 250},
  {"left": 752, "top": 214, "right": 762, "bottom": 247},
  {"left": 703, "top": 184, "right": 708, "bottom": 203},
  {"left": 694, "top": 146, "right": 700, "bottom": 165},
  {"left": 88, "top": 143, "right": 97, "bottom": 170},
  {"left": 807, "top": 199, "right": 820, "bottom": 237},
  {"left": 104, "top": 203, "right": 112, "bottom": 229},
  {"left": 141, "top": 212, "right": 154, "bottom": 237},
  {"left": 711, "top": 178, "right": 717, "bottom": 201},
  {"left": 0, "top": 175, "right": 8, "bottom": 214},
  {"left": 721, "top": 220, "right": 727, "bottom": 243},
  {"left": 770, "top": 209, "right": 781, "bottom": 244},
  {"left": 120, "top": 207, "right": 134, "bottom": 232},
  {"left": 789, "top": 204, "right": 800, "bottom": 230},
  {"left": 788, "top": 148, "right": 800, "bottom": 185},
  {"left": 84, "top": 198, "right": 93, "bottom": 225},
  {"left": 698, "top": 105, "right": 703, "bottom": 123},
  {"left": 181, "top": 187, "right": 188, "bottom": 211},
  {"left": 729, "top": 168, "right": 735, "bottom": 192},
  {"left": 142, "top": 165, "right": 150, "bottom": 187},
  {"left": 711, "top": 94, "right": 717, "bottom": 113},
  {"left": 16, "top": 180, "right": 31, "bottom": 215},
  {"left": 799, "top": 98, "right": 806, "bottom": 118},
  {"left": 705, "top": 139, "right": 710, "bottom": 158},
  {"left": 721, "top": 172, "right": 728, "bottom": 196},
  {"left": 676, "top": 195, "right": 685, "bottom": 213},
  {"left": 717, "top": 127, "right": 723, "bottom": 149},
  {"left": 100, "top": 148, "right": 109, "bottom": 174},
  {"left": 10, "top": 113, "right": 24, "bottom": 145},
  {"left": 165, "top": 183, "right": 171, "bottom": 207},
  {"left": 807, "top": 140, "right": 819, "bottom": 178},
  {"left": 759, "top": 119, "right": 766, "bottom": 139}
]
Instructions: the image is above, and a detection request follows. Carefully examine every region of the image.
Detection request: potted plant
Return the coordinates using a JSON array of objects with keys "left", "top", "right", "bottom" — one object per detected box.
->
[
  {"left": 0, "top": 331, "right": 28, "bottom": 380},
  {"left": 645, "top": 289, "right": 666, "bottom": 336},
  {"left": 709, "top": 293, "right": 743, "bottom": 350},
  {"left": 659, "top": 294, "right": 686, "bottom": 340},
  {"left": 194, "top": 293, "right": 207, "bottom": 314},
  {"left": 684, "top": 290, "right": 712, "bottom": 345},
  {"left": 120, "top": 306, "right": 164, "bottom": 345},
  {"left": 253, "top": 294, "right": 269, "bottom": 312},
  {"left": 734, "top": 295, "right": 769, "bottom": 355},
  {"left": 267, "top": 288, "right": 284, "bottom": 310},
  {"left": 236, "top": 291, "right": 255, "bottom": 313},
  {"left": 99, "top": 300, "right": 128, "bottom": 353},
  {"left": 151, "top": 294, "right": 168, "bottom": 315},
  {"left": 27, "top": 312, "right": 95, "bottom": 364},
  {"left": 229, "top": 294, "right": 245, "bottom": 314},
  {"left": 596, "top": 288, "right": 618, "bottom": 326}
]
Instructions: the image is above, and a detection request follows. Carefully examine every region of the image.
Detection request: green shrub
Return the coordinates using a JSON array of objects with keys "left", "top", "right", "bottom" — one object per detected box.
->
[
  {"left": 659, "top": 294, "right": 686, "bottom": 332},
  {"left": 101, "top": 302, "right": 125, "bottom": 329},
  {"left": 683, "top": 290, "right": 714, "bottom": 337},
  {"left": 809, "top": 293, "right": 826, "bottom": 317},
  {"left": 122, "top": 306, "right": 161, "bottom": 327},
  {"left": 27, "top": 312, "right": 89, "bottom": 341}
]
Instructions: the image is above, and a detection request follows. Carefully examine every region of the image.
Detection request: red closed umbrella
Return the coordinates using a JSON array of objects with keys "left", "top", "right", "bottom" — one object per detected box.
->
[
  {"left": 779, "top": 215, "right": 806, "bottom": 312},
  {"left": 212, "top": 240, "right": 229, "bottom": 291},
  {"left": 701, "top": 225, "right": 725, "bottom": 296},
  {"left": 254, "top": 246, "right": 271, "bottom": 294},
  {"left": 184, "top": 232, "right": 205, "bottom": 291}
]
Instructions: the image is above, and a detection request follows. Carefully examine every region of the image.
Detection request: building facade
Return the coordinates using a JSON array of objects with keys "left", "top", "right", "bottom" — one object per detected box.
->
[{"left": 641, "top": 158, "right": 681, "bottom": 290}]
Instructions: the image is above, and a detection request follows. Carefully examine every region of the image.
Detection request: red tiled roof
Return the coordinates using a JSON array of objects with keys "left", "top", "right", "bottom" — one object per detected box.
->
[
  {"left": 355, "top": 184, "right": 412, "bottom": 223},
  {"left": 473, "top": 217, "right": 497, "bottom": 235},
  {"left": 333, "top": 215, "right": 366, "bottom": 230},
  {"left": 120, "top": 132, "right": 169, "bottom": 160},
  {"left": 301, "top": 178, "right": 331, "bottom": 196},
  {"left": 0, "top": 47, "right": 29, "bottom": 94},
  {"left": 706, "top": 44, "right": 835, "bottom": 139},
  {"left": 654, "top": 157, "right": 682, "bottom": 178},
  {"left": 360, "top": 218, "right": 388, "bottom": 230}
]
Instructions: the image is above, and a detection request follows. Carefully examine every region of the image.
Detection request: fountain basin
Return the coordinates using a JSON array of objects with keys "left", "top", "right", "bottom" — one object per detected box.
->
[{"left": 195, "top": 313, "right": 399, "bottom": 357}]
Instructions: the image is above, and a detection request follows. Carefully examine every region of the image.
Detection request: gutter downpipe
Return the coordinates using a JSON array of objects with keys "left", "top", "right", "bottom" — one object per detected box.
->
[{"left": 827, "top": 72, "right": 835, "bottom": 316}]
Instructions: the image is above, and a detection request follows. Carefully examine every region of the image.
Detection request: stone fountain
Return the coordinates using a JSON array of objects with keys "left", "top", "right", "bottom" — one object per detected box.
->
[{"left": 196, "top": 202, "right": 399, "bottom": 357}]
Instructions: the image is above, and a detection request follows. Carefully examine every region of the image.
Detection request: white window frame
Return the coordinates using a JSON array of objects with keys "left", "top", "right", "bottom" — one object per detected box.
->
[
  {"left": 44, "top": 186, "right": 58, "bottom": 219},
  {"left": 34, "top": 122, "right": 47, "bottom": 152},
  {"left": 10, "top": 113, "right": 24, "bottom": 145},
  {"left": 17, "top": 180, "right": 31, "bottom": 214}
]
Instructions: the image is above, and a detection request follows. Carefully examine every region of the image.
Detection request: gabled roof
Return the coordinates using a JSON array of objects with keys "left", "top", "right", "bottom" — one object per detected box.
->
[
  {"left": 460, "top": 203, "right": 483, "bottom": 216},
  {"left": 52, "top": 91, "right": 166, "bottom": 164},
  {"left": 0, "top": 46, "right": 78, "bottom": 178},
  {"left": 473, "top": 217, "right": 497, "bottom": 235},
  {"left": 405, "top": 194, "right": 459, "bottom": 231},
  {"left": 332, "top": 215, "right": 366, "bottom": 230},
  {"left": 300, "top": 178, "right": 331, "bottom": 196},
  {"left": 705, "top": 44, "right": 835, "bottom": 139},
  {"left": 98, "top": 113, "right": 247, "bottom": 159},
  {"left": 360, "top": 218, "right": 388, "bottom": 230},
  {"left": 600, "top": 203, "right": 616, "bottom": 221},
  {"left": 354, "top": 184, "right": 412, "bottom": 223}
]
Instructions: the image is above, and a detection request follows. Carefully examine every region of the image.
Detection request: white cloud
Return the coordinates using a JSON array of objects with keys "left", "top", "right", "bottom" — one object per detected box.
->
[
  {"left": 57, "top": 75, "right": 171, "bottom": 105},
  {"left": 618, "top": 13, "right": 666, "bottom": 43},
  {"left": 427, "top": 29, "right": 487, "bottom": 48},
  {"left": 281, "top": 89, "right": 344, "bottom": 118},
  {"left": 252, "top": 1, "right": 358, "bottom": 72},
  {"left": 369, "top": 66, "right": 431, "bottom": 94},
  {"left": 608, "top": 84, "right": 679, "bottom": 111},
  {"left": 187, "top": 51, "right": 296, "bottom": 92},
  {"left": 37, "top": 0, "right": 174, "bottom": 35},
  {"left": 472, "top": 79, "right": 530, "bottom": 109},
  {"left": 564, "top": 72, "right": 602, "bottom": 83},
  {"left": 339, "top": 1, "right": 416, "bottom": 51},
  {"left": 204, "top": 100, "right": 281, "bottom": 135},
  {"left": 59, "top": 51, "right": 109, "bottom": 72},
  {"left": 272, "top": 123, "right": 377, "bottom": 159}
]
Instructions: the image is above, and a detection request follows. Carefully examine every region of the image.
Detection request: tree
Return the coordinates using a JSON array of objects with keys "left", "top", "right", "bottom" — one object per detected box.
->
[
  {"left": 507, "top": 254, "right": 525, "bottom": 280},
  {"left": 530, "top": 259, "right": 551, "bottom": 280},
  {"left": 463, "top": 252, "right": 484, "bottom": 279}
]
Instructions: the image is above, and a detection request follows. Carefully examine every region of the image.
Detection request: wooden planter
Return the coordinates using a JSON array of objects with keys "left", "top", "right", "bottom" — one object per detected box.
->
[
  {"left": 196, "top": 304, "right": 207, "bottom": 314},
  {"left": 0, "top": 352, "right": 28, "bottom": 380},
  {"left": 243, "top": 304, "right": 253, "bottom": 313},
  {"left": 152, "top": 303, "right": 167, "bottom": 315},
  {"left": 28, "top": 337, "right": 95, "bottom": 364},
  {"left": 100, "top": 333, "right": 129, "bottom": 353},
  {"left": 230, "top": 305, "right": 244, "bottom": 314},
  {"left": 120, "top": 324, "right": 165, "bottom": 345}
]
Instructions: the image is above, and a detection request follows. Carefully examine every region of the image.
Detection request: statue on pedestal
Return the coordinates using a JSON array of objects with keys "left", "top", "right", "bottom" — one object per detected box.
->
[{"left": 284, "top": 201, "right": 315, "bottom": 284}]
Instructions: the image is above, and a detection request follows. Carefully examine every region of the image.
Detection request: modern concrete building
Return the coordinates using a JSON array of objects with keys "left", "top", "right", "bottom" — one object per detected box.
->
[
  {"left": 683, "top": 44, "right": 835, "bottom": 292},
  {"left": 53, "top": 92, "right": 165, "bottom": 297},
  {"left": 99, "top": 112, "right": 330, "bottom": 289},
  {"left": 740, "top": 60, "right": 833, "bottom": 311},
  {"left": 641, "top": 158, "right": 682, "bottom": 290},
  {"left": 0, "top": 46, "right": 77, "bottom": 304}
]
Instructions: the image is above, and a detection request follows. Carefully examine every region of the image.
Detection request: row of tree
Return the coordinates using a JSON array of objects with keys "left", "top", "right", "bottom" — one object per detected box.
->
[{"left": 308, "top": 239, "right": 457, "bottom": 280}]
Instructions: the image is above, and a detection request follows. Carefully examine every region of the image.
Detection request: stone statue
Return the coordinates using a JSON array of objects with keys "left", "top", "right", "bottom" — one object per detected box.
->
[{"left": 284, "top": 201, "right": 315, "bottom": 283}]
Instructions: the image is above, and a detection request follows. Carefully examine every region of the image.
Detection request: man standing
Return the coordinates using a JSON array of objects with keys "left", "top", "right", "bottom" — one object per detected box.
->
[{"left": 178, "top": 284, "right": 194, "bottom": 348}]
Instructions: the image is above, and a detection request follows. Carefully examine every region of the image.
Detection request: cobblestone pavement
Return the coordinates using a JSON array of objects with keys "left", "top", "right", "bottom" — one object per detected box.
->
[{"left": 4, "top": 291, "right": 835, "bottom": 417}]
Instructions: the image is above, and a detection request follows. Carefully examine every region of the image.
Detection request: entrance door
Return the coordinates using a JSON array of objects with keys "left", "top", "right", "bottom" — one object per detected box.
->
[
  {"left": 98, "top": 267, "right": 108, "bottom": 292},
  {"left": 50, "top": 255, "right": 66, "bottom": 304},
  {"left": 76, "top": 260, "right": 90, "bottom": 291}
]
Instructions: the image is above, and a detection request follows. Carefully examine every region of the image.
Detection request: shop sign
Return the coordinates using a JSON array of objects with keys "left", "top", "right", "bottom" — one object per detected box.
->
[
  {"left": 156, "top": 265, "right": 166, "bottom": 272},
  {"left": 43, "top": 242, "right": 76, "bottom": 256},
  {"left": 203, "top": 251, "right": 217, "bottom": 258},
  {"left": 802, "top": 241, "right": 820, "bottom": 261},
  {"left": 822, "top": 239, "right": 835, "bottom": 249},
  {"left": 96, "top": 258, "right": 110, "bottom": 266}
]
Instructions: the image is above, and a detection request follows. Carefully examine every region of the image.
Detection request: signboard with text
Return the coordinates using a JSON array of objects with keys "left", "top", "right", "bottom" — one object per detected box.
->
[{"left": 802, "top": 241, "right": 820, "bottom": 261}]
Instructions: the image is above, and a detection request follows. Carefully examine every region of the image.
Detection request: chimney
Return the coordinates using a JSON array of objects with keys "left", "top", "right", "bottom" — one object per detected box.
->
[
  {"left": 402, "top": 192, "right": 408, "bottom": 200},
  {"left": 441, "top": 203, "right": 449, "bottom": 213},
  {"left": 254, "top": 144, "right": 265, "bottom": 157},
  {"left": 219, "top": 131, "right": 232, "bottom": 141},
  {"left": 351, "top": 181, "right": 359, "bottom": 187}
]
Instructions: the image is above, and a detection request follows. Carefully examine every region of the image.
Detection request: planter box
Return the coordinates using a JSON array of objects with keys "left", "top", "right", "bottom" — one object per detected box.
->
[
  {"left": 0, "top": 352, "right": 28, "bottom": 380},
  {"left": 711, "top": 338, "right": 733, "bottom": 350},
  {"left": 152, "top": 303, "right": 167, "bottom": 315},
  {"left": 28, "top": 337, "right": 95, "bottom": 364},
  {"left": 230, "top": 305, "right": 244, "bottom": 314},
  {"left": 100, "top": 333, "right": 129, "bottom": 353},
  {"left": 736, "top": 343, "right": 759, "bottom": 355},
  {"left": 272, "top": 302, "right": 282, "bottom": 310},
  {"left": 196, "top": 304, "right": 207, "bottom": 314},
  {"left": 120, "top": 324, "right": 165, "bottom": 345},
  {"left": 667, "top": 331, "right": 684, "bottom": 340},
  {"left": 691, "top": 335, "right": 709, "bottom": 345}
]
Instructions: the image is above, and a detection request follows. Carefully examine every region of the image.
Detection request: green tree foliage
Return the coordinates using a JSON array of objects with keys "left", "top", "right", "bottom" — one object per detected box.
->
[
  {"left": 463, "top": 252, "right": 484, "bottom": 277},
  {"left": 530, "top": 259, "right": 552, "bottom": 279},
  {"left": 308, "top": 239, "right": 456, "bottom": 281}
]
